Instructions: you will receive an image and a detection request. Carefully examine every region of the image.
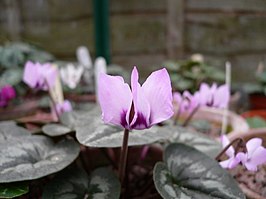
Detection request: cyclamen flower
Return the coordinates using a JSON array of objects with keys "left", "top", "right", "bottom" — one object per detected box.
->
[
  {"left": 55, "top": 100, "right": 72, "bottom": 115},
  {"left": 98, "top": 66, "right": 173, "bottom": 130},
  {"left": 0, "top": 85, "right": 16, "bottom": 107},
  {"left": 236, "top": 138, "right": 266, "bottom": 171},
  {"left": 219, "top": 135, "right": 266, "bottom": 171},
  {"left": 219, "top": 135, "right": 241, "bottom": 169},
  {"left": 173, "top": 91, "right": 199, "bottom": 114},
  {"left": 197, "top": 83, "right": 229, "bottom": 108},
  {"left": 23, "top": 61, "right": 58, "bottom": 90},
  {"left": 60, "top": 64, "right": 84, "bottom": 89}
]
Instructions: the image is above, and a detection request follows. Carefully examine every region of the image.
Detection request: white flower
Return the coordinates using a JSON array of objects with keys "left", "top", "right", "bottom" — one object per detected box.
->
[{"left": 60, "top": 64, "right": 84, "bottom": 89}]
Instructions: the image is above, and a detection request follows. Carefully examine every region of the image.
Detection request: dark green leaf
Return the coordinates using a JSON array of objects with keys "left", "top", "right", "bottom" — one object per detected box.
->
[
  {"left": 0, "top": 124, "right": 80, "bottom": 183},
  {"left": 0, "top": 68, "right": 23, "bottom": 86},
  {"left": 42, "top": 124, "right": 72, "bottom": 137},
  {"left": 161, "top": 125, "right": 222, "bottom": 158},
  {"left": 42, "top": 167, "right": 120, "bottom": 199},
  {"left": 42, "top": 167, "right": 89, "bottom": 199},
  {"left": 88, "top": 167, "right": 120, "bottom": 199},
  {"left": 0, "top": 182, "right": 29, "bottom": 198},
  {"left": 153, "top": 143, "right": 245, "bottom": 199}
]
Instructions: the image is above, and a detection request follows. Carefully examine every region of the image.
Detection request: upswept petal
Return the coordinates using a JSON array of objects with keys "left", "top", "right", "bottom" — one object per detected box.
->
[
  {"left": 42, "top": 64, "right": 58, "bottom": 89},
  {"left": 220, "top": 156, "right": 240, "bottom": 169},
  {"left": 98, "top": 73, "right": 132, "bottom": 128},
  {"left": 23, "top": 61, "right": 40, "bottom": 88},
  {"left": 246, "top": 146, "right": 266, "bottom": 171},
  {"left": 246, "top": 138, "right": 262, "bottom": 158},
  {"left": 142, "top": 68, "right": 173, "bottom": 125},
  {"left": 198, "top": 83, "right": 210, "bottom": 106},
  {"left": 130, "top": 67, "right": 150, "bottom": 129},
  {"left": 213, "top": 84, "right": 229, "bottom": 108},
  {"left": 220, "top": 135, "right": 235, "bottom": 158}
]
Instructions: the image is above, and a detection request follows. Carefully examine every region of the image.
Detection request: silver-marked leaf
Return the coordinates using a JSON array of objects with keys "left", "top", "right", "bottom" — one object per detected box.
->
[
  {"left": 76, "top": 116, "right": 172, "bottom": 147},
  {"left": 163, "top": 126, "right": 222, "bottom": 158},
  {"left": 42, "top": 124, "right": 72, "bottom": 137},
  {"left": 153, "top": 143, "right": 245, "bottom": 199},
  {"left": 0, "top": 182, "right": 29, "bottom": 198},
  {"left": 42, "top": 167, "right": 89, "bottom": 199},
  {"left": 89, "top": 167, "right": 120, "bottom": 199},
  {"left": 60, "top": 107, "right": 99, "bottom": 129},
  {"left": 0, "top": 135, "right": 80, "bottom": 183},
  {"left": 42, "top": 167, "right": 120, "bottom": 199},
  {"left": 0, "top": 121, "right": 31, "bottom": 140}
]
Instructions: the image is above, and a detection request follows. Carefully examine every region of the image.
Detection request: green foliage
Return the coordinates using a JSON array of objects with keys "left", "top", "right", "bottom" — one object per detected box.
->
[
  {"left": 164, "top": 59, "right": 225, "bottom": 92},
  {"left": 0, "top": 42, "right": 54, "bottom": 95},
  {"left": 42, "top": 167, "right": 120, "bottom": 199},
  {"left": 0, "top": 182, "right": 29, "bottom": 198},
  {"left": 0, "top": 122, "right": 80, "bottom": 183},
  {"left": 153, "top": 143, "right": 245, "bottom": 199}
]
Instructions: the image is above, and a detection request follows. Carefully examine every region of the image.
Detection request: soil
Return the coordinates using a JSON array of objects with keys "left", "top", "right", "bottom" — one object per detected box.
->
[{"left": 230, "top": 165, "right": 266, "bottom": 198}]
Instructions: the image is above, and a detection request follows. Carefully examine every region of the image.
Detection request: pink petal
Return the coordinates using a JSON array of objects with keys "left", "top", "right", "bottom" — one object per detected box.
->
[
  {"left": 219, "top": 156, "right": 240, "bottom": 169},
  {"left": 23, "top": 61, "right": 40, "bottom": 88},
  {"left": 41, "top": 64, "right": 58, "bottom": 89},
  {"left": 98, "top": 73, "right": 132, "bottom": 128},
  {"left": 246, "top": 138, "right": 262, "bottom": 157},
  {"left": 213, "top": 84, "right": 230, "bottom": 108},
  {"left": 198, "top": 83, "right": 210, "bottom": 106},
  {"left": 246, "top": 146, "right": 266, "bottom": 171},
  {"left": 130, "top": 67, "right": 150, "bottom": 129},
  {"left": 220, "top": 135, "right": 235, "bottom": 158},
  {"left": 142, "top": 68, "right": 173, "bottom": 125}
]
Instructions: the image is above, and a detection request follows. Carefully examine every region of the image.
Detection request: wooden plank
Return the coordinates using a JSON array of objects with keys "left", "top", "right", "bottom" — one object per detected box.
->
[
  {"left": 110, "top": 14, "right": 166, "bottom": 54},
  {"left": 166, "top": 0, "right": 184, "bottom": 59},
  {"left": 110, "top": 0, "right": 166, "bottom": 14},
  {"left": 112, "top": 54, "right": 166, "bottom": 80},
  {"left": 187, "top": 0, "right": 266, "bottom": 12},
  {"left": 229, "top": 54, "right": 266, "bottom": 82},
  {"left": 21, "top": 18, "right": 94, "bottom": 58},
  {"left": 20, "top": 0, "right": 92, "bottom": 21},
  {"left": 185, "top": 14, "right": 266, "bottom": 54}
]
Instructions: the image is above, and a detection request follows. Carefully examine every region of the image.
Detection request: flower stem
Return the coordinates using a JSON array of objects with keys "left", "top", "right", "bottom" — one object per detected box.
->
[
  {"left": 182, "top": 105, "right": 200, "bottom": 127},
  {"left": 215, "top": 137, "right": 245, "bottom": 161},
  {"left": 44, "top": 79, "right": 60, "bottom": 120},
  {"left": 119, "top": 128, "right": 129, "bottom": 184}
]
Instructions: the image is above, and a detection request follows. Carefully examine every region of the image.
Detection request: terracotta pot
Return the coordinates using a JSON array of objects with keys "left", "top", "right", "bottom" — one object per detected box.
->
[
  {"left": 241, "top": 110, "right": 266, "bottom": 120},
  {"left": 228, "top": 128, "right": 266, "bottom": 199},
  {"left": 249, "top": 93, "right": 266, "bottom": 110}
]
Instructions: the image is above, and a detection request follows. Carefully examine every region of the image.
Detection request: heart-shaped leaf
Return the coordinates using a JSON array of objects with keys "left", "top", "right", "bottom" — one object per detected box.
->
[
  {"left": 0, "top": 124, "right": 80, "bottom": 183},
  {"left": 76, "top": 117, "right": 172, "bottom": 147},
  {"left": 153, "top": 143, "right": 245, "bottom": 199},
  {"left": 42, "top": 123, "right": 72, "bottom": 137},
  {"left": 163, "top": 126, "right": 222, "bottom": 158},
  {"left": 0, "top": 121, "right": 31, "bottom": 139},
  {"left": 42, "top": 167, "right": 120, "bottom": 199},
  {"left": 66, "top": 107, "right": 172, "bottom": 147},
  {"left": 0, "top": 182, "right": 29, "bottom": 198}
]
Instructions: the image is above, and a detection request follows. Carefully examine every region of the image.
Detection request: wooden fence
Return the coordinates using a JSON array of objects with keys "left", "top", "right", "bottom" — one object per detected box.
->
[{"left": 0, "top": 0, "right": 266, "bottom": 81}]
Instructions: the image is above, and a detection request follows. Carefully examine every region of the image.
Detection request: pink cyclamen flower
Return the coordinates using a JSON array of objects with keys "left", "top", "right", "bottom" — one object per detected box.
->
[
  {"left": 236, "top": 138, "right": 266, "bottom": 171},
  {"left": 219, "top": 135, "right": 241, "bottom": 169},
  {"left": 197, "top": 83, "right": 229, "bottom": 108},
  {"left": 0, "top": 85, "right": 16, "bottom": 107},
  {"left": 98, "top": 66, "right": 173, "bottom": 130},
  {"left": 173, "top": 91, "right": 199, "bottom": 114},
  {"left": 23, "top": 61, "right": 58, "bottom": 90},
  {"left": 55, "top": 100, "right": 72, "bottom": 115}
]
